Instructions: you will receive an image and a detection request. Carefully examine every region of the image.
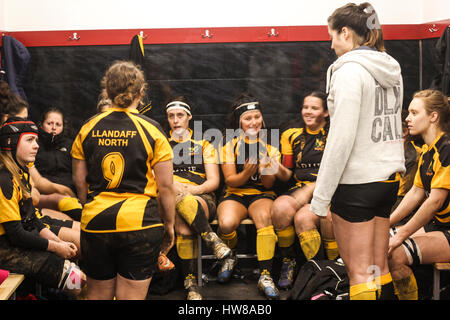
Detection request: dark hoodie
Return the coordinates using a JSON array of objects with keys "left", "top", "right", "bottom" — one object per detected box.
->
[{"left": 34, "top": 128, "right": 75, "bottom": 192}]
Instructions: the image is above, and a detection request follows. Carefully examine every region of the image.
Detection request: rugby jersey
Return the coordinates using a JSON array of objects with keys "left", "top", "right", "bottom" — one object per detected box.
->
[
  {"left": 0, "top": 167, "right": 44, "bottom": 236},
  {"left": 71, "top": 107, "right": 173, "bottom": 233},
  {"left": 280, "top": 120, "right": 328, "bottom": 186},
  {"left": 169, "top": 129, "right": 218, "bottom": 186},
  {"left": 413, "top": 132, "right": 450, "bottom": 227},
  {"left": 221, "top": 134, "right": 280, "bottom": 196}
]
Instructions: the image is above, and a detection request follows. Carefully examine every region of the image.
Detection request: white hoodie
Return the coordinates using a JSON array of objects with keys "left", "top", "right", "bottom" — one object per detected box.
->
[{"left": 310, "top": 48, "right": 406, "bottom": 217}]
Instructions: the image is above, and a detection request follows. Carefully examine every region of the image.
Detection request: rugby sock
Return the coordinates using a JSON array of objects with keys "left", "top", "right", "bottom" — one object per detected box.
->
[
  {"left": 58, "top": 197, "right": 82, "bottom": 221},
  {"left": 276, "top": 226, "right": 296, "bottom": 259},
  {"left": 219, "top": 230, "right": 238, "bottom": 250},
  {"left": 257, "top": 226, "right": 278, "bottom": 272},
  {"left": 393, "top": 273, "right": 418, "bottom": 300},
  {"left": 176, "top": 235, "right": 198, "bottom": 281},
  {"left": 350, "top": 281, "right": 377, "bottom": 300},
  {"left": 376, "top": 273, "right": 397, "bottom": 300},
  {"left": 176, "top": 194, "right": 213, "bottom": 237},
  {"left": 323, "top": 238, "right": 339, "bottom": 260},
  {"left": 298, "top": 229, "right": 324, "bottom": 260}
]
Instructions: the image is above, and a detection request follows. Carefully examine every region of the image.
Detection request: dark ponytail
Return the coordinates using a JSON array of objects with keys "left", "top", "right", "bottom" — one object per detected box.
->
[{"left": 328, "top": 2, "right": 385, "bottom": 52}]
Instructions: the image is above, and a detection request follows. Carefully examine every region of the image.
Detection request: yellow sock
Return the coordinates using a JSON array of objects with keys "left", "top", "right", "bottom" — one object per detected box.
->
[
  {"left": 219, "top": 231, "right": 238, "bottom": 250},
  {"left": 176, "top": 195, "right": 198, "bottom": 225},
  {"left": 256, "top": 226, "right": 278, "bottom": 261},
  {"left": 350, "top": 281, "right": 377, "bottom": 300},
  {"left": 275, "top": 226, "right": 295, "bottom": 248},
  {"left": 323, "top": 238, "right": 339, "bottom": 260},
  {"left": 176, "top": 235, "right": 198, "bottom": 260},
  {"left": 393, "top": 273, "right": 418, "bottom": 300},
  {"left": 298, "top": 229, "right": 321, "bottom": 260}
]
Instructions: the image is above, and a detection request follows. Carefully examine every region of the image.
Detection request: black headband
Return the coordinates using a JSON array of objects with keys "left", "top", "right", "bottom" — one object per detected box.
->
[{"left": 233, "top": 102, "right": 261, "bottom": 123}]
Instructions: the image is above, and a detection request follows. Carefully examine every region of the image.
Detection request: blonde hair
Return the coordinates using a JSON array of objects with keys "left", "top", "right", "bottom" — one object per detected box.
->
[
  {"left": 328, "top": 2, "right": 385, "bottom": 52},
  {"left": 102, "top": 61, "right": 147, "bottom": 108},
  {"left": 0, "top": 151, "right": 31, "bottom": 198},
  {"left": 413, "top": 89, "right": 450, "bottom": 133}
]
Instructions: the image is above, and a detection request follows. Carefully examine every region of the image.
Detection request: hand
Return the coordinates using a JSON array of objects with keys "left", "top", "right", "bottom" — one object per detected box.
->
[
  {"left": 388, "top": 233, "right": 404, "bottom": 257},
  {"left": 56, "top": 184, "right": 76, "bottom": 197},
  {"left": 243, "top": 158, "right": 258, "bottom": 177},
  {"left": 160, "top": 225, "right": 175, "bottom": 255},
  {"left": 259, "top": 154, "right": 279, "bottom": 176},
  {"left": 55, "top": 241, "right": 78, "bottom": 259}
]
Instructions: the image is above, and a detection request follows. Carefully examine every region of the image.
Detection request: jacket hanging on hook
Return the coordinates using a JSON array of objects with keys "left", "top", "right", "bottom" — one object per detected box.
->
[
  {"left": 430, "top": 26, "right": 450, "bottom": 95},
  {"left": 129, "top": 34, "right": 145, "bottom": 67},
  {"left": 1, "top": 35, "right": 31, "bottom": 103}
]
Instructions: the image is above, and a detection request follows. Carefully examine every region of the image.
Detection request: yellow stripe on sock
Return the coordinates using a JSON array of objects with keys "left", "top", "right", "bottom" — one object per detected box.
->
[{"left": 219, "top": 231, "right": 238, "bottom": 249}]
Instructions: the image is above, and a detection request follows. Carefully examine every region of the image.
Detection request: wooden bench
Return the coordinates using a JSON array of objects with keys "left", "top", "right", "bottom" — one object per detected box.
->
[
  {"left": 433, "top": 262, "right": 450, "bottom": 300},
  {"left": 0, "top": 273, "right": 25, "bottom": 300},
  {"left": 197, "top": 219, "right": 256, "bottom": 286}
]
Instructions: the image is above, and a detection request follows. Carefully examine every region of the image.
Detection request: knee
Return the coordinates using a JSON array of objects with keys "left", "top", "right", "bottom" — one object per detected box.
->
[
  {"left": 294, "top": 209, "right": 317, "bottom": 233},
  {"left": 271, "top": 198, "right": 296, "bottom": 228},
  {"left": 217, "top": 215, "right": 239, "bottom": 235},
  {"left": 388, "top": 246, "right": 408, "bottom": 272}
]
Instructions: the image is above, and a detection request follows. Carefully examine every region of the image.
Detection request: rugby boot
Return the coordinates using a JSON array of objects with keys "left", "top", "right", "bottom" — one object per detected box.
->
[
  {"left": 258, "top": 271, "right": 280, "bottom": 300},
  {"left": 277, "top": 258, "right": 296, "bottom": 290},
  {"left": 202, "top": 231, "right": 232, "bottom": 260},
  {"left": 184, "top": 276, "right": 202, "bottom": 300},
  {"left": 217, "top": 251, "right": 237, "bottom": 283}
]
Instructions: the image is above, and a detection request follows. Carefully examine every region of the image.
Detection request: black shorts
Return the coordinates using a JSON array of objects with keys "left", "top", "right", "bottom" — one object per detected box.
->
[
  {"left": 331, "top": 177, "right": 399, "bottom": 223},
  {"left": 80, "top": 226, "right": 164, "bottom": 281},
  {"left": 424, "top": 221, "right": 450, "bottom": 246},
  {"left": 0, "top": 235, "right": 65, "bottom": 288},
  {"left": 220, "top": 192, "right": 276, "bottom": 208},
  {"left": 40, "top": 215, "right": 74, "bottom": 235}
]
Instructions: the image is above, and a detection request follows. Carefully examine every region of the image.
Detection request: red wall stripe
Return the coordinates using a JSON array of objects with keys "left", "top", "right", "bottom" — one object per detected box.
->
[{"left": 1, "top": 20, "right": 449, "bottom": 47}]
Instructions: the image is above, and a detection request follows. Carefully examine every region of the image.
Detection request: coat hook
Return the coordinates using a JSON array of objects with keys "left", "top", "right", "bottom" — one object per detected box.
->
[
  {"left": 429, "top": 24, "right": 438, "bottom": 33},
  {"left": 69, "top": 32, "right": 80, "bottom": 41},
  {"left": 202, "top": 29, "right": 213, "bottom": 38},
  {"left": 268, "top": 28, "right": 279, "bottom": 37},
  {"left": 139, "top": 31, "right": 148, "bottom": 40}
]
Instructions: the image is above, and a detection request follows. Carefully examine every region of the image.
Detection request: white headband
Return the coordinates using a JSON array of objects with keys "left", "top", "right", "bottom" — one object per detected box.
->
[{"left": 166, "top": 101, "right": 191, "bottom": 115}]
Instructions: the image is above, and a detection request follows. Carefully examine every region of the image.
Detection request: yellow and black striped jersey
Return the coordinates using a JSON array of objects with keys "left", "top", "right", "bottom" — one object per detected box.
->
[
  {"left": 71, "top": 107, "right": 173, "bottom": 233},
  {"left": 221, "top": 135, "right": 280, "bottom": 196},
  {"left": 414, "top": 132, "right": 450, "bottom": 227},
  {"left": 169, "top": 129, "right": 218, "bottom": 186},
  {"left": 0, "top": 168, "right": 41, "bottom": 236},
  {"left": 280, "top": 121, "right": 328, "bottom": 185}
]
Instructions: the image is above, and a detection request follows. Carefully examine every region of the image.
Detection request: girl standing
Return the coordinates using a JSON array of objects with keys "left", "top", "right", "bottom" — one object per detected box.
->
[{"left": 310, "top": 3, "right": 405, "bottom": 300}]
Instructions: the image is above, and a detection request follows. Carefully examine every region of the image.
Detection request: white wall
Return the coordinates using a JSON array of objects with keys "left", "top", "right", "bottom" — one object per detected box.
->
[
  {"left": 0, "top": 0, "right": 5, "bottom": 31},
  {"left": 2, "top": 0, "right": 448, "bottom": 32},
  {"left": 421, "top": 0, "right": 450, "bottom": 23}
]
